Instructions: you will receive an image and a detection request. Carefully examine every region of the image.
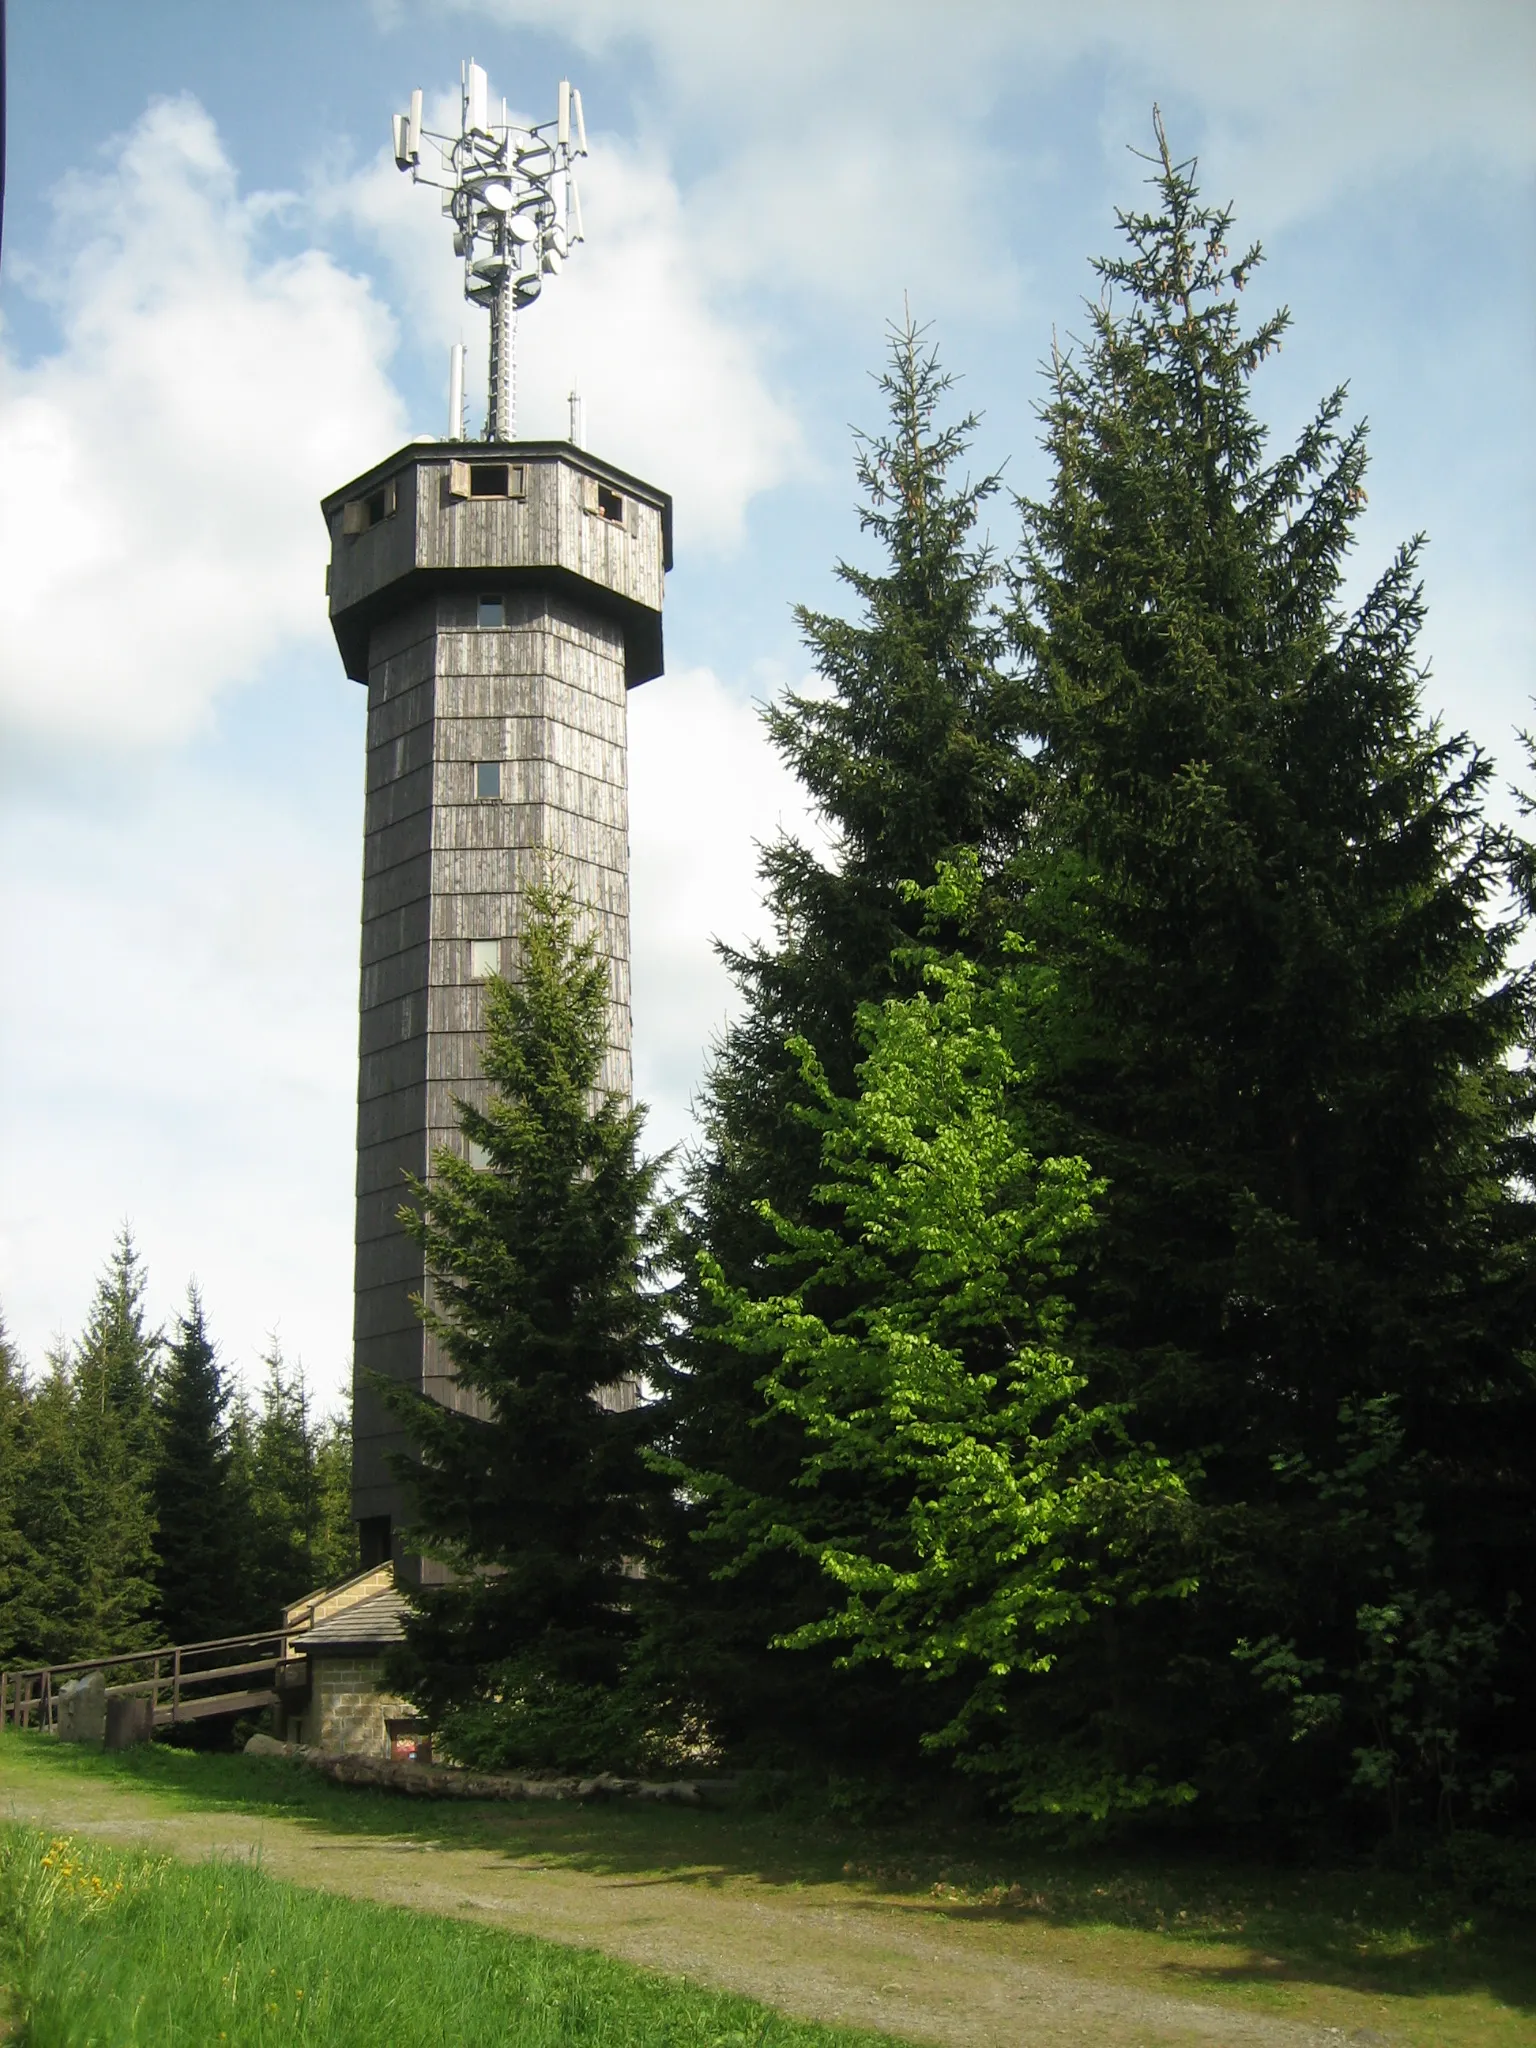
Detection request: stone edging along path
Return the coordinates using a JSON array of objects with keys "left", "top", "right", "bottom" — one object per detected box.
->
[{"left": 243, "top": 1732, "right": 739, "bottom": 1806}]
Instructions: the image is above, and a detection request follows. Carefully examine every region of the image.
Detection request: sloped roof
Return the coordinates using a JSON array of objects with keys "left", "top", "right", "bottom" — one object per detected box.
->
[
  {"left": 284, "top": 1561, "right": 396, "bottom": 1634},
  {"left": 300, "top": 1587, "right": 409, "bottom": 1652}
]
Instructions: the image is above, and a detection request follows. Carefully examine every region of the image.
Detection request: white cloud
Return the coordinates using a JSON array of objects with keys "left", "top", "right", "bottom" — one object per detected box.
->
[
  {"left": 0, "top": 96, "right": 407, "bottom": 746},
  {"left": 628, "top": 662, "right": 828, "bottom": 1154},
  {"left": 447, "top": 0, "right": 1536, "bottom": 276},
  {"left": 317, "top": 113, "right": 805, "bottom": 551},
  {"left": 0, "top": 757, "right": 362, "bottom": 1401}
]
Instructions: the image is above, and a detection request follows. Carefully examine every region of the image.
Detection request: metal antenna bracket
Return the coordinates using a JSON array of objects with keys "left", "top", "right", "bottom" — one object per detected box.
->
[{"left": 394, "top": 62, "right": 587, "bottom": 441}]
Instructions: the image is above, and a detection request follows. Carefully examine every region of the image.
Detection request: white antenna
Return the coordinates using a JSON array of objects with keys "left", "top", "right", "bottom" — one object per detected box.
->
[
  {"left": 393, "top": 68, "right": 589, "bottom": 443},
  {"left": 448, "top": 342, "right": 466, "bottom": 440},
  {"left": 568, "top": 384, "right": 583, "bottom": 447}
]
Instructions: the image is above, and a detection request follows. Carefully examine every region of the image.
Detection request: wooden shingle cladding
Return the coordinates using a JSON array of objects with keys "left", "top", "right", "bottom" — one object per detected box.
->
[
  {"left": 328, "top": 443, "right": 667, "bottom": 1540},
  {"left": 324, "top": 441, "right": 671, "bottom": 689}
]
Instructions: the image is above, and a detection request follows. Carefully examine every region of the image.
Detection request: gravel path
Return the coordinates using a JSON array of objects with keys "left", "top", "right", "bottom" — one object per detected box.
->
[{"left": 0, "top": 1770, "right": 1389, "bottom": 2048}]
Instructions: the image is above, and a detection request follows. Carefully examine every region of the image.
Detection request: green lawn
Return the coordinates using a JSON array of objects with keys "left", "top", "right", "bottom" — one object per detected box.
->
[
  {"left": 0, "top": 1822, "right": 879, "bottom": 2048},
  {"left": 2, "top": 1729, "right": 1532, "bottom": 2047}
]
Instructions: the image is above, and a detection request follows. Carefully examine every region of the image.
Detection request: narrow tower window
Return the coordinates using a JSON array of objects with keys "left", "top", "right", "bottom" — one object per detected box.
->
[
  {"left": 469, "top": 939, "right": 500, "bottom": 979},
  {"left": 475, "top": 760, "right": 501, "bottom": 799},
  {"left": 477, "top": 594, "right": 505, "bottom": 629}
]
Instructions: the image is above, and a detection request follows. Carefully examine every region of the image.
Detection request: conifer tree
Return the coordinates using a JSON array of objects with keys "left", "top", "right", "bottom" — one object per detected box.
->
[
  {"left": 0, "top": 1317, "right": 48, "bottom": 1667},
  {"left": 312, "top": 1408, "right": 360, "bottom": 1590},
  {"left": 668, "top": 321, "right": 1036, "bottom": 1763},
  {"left": 241, "top": 1348, "right": 332, "bottom": 1622},
  {"left": 381, "top": 884, "right": 673, "bottom": 1759},
  {"left": 15, "top": 1236, "right": 162, "bottom": 1660},
  {"left": 702, "top": 317, "right": 1029, "bottom": 1238},
  {"left": 1003, "top": 118, "right": 1536, "bottom": 1823},
  {"left": 153, "top": 1288, "right": 242, "bottom": 1645}
]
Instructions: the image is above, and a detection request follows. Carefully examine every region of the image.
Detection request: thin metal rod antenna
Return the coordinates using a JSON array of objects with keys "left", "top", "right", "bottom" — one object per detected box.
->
[{"left": 393, "top": 65, "right": 588, "bottom": 443}]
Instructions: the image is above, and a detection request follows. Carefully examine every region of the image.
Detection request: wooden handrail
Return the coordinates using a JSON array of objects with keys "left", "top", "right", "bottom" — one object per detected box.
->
[{"left": 1, "top": 1624, "right": 318, "bottom": 1730}]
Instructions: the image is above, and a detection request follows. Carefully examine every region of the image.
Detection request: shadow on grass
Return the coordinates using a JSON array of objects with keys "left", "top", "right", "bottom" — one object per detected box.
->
[{"left": 4, "top": 1728, "right": 1532, "bottom": 2027}]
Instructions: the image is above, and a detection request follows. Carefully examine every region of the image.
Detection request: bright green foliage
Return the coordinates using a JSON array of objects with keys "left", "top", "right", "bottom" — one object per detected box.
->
[
  {"left": 152, "top": 1290, "right": 242, "bottom": 1646},
  {"left": 382, "top": 886, "right": 674, "bottom": 1757},
  {"left": 670, "top": 321, "right": 1035, "bottom": 1765},
  {"left": 685, "top": 863, "right": 1191, "bottom": 1813},
  {"left": 1003, "top": 119, "right": 1536, "bottom": 1825}
]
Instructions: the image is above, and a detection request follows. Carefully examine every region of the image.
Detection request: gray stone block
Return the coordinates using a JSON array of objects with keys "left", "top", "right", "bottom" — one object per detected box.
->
[{"left": 56, "top": 1671, "right": 107, "bottom": 1743}]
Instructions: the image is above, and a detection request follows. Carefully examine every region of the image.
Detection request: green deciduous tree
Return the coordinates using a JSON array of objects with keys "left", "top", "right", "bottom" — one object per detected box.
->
[
  {"left": 381, "top": 885, "right": 675, "bottom": 1767},
  {"left": 682, "top": 861, "right": 1193, "bottom": 1815},
  {"left": 1002, "top": 118, "right": 1536, "bottom": 1826}
]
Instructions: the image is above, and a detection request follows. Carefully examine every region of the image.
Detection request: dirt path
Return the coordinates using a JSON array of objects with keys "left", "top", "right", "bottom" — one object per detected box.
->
[{"left": 0, "top": 1769, "right": 1376, "bottom": 2048}]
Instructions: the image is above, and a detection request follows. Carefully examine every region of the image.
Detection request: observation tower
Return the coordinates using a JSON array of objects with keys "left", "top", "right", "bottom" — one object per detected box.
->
[{"left": 321, "top": 64, "right": 670, "bottom": 1566}]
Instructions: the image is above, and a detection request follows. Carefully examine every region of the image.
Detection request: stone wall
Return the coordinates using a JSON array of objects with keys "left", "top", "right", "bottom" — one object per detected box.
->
[{"left": 306, "top": 1656, "right": 414, "bottom": 1757}]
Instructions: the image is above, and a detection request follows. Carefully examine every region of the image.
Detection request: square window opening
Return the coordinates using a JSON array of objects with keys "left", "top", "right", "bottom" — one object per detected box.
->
[
  {"left": 465, "top": 1139, "right": 491, "bottom": 1172},
  {"left": 341, "top": 480, "right": 397, "bottom": 535},
  {"left": 477, "top": 594, "right": 505, "bottom": 629},
  {"left": 469, "top": 939, "right": 501, "bottom": 980},
  {"left": 595, "top": 483, "right": 624, "bottom": 524},
  {"left": 475, "top": 760, "right": 502, "bottom": 799},
  {"left": 469, "top": 462, "right": 510, "bottom": 497}
]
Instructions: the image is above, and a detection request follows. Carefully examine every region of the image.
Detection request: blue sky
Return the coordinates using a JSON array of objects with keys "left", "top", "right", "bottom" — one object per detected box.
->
[{"left": 2, "top": 0, "right": 1532, "bottom": 1404}]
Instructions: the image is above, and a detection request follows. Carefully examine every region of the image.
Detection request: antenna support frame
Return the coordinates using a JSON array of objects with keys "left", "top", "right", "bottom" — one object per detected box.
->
[{"left": 394, "top": 62, "right": 587, "bottom": 440}]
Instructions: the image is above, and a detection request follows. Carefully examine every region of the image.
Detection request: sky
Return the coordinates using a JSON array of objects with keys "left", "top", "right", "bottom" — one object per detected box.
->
[{"left": 1, "top": 0, "right": 1532, "bottom": 1407}]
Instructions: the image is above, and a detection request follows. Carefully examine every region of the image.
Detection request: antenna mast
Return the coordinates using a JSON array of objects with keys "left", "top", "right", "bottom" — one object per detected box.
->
[{"left": 393, "top": 65, "right": 588, "bottom": 441}]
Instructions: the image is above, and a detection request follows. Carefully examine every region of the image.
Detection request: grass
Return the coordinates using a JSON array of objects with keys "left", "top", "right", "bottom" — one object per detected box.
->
[
  {"left": 2, "top": 1729, "right": 1532, "bottom": 2047},
  {"left": 0, "top": 1823, "right": 881, "bottom": 2048}
]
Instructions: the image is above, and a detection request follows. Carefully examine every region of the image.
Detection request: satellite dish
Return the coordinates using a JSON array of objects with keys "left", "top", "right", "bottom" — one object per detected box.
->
[{"left": 480, "top": 182, "right": 514, "bottom": 212}]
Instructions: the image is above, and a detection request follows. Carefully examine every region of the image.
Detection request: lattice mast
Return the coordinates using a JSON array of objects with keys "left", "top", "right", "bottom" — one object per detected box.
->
[{"left": 393, "top": 64, "right": 587, "bottom": 440}]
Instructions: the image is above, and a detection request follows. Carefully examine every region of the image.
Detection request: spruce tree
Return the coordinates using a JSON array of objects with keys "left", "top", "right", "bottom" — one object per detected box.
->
[
  {"left": 312, "top": 1407, "right": 361, "bottom": 1590},
  {"left": 15, "top": 1236, "right": 162, "bottom": 1661},
  {"left": 0, "top": 1316, "right": 48, "bottom": 1667},
  {"left": 1004, "top": 118, "right": 1536, "bottom": 1825},
  {"left": 242, "top": 1347, "right": 323, "bottom": 1623},
  {"left": 153, "top": 1288, "right": 242, "bottom": 1644},
  {"left": 668, "top": 321, "right": 1036, "bottom": 1765},
  {"left": 381, "top": 885, "right": 673, "bottom": 1764}
]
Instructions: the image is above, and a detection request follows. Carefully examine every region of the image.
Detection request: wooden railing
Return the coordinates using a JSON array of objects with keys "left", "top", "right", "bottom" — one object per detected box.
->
[{"left": 0, "top": 1622, "right": 315, "bottom": 1735}]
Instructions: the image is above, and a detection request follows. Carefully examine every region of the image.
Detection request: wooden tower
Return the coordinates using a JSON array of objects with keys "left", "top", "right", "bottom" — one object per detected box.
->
[{"left": 321, "top": 439, "right": 671, "bottom": 1566}]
